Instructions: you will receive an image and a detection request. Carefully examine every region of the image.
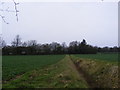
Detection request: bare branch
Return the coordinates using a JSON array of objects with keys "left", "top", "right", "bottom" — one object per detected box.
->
[
  {"left": 0, "top": 0, "right": 19, "bottom": 24},
  {"left": 0, "top": 15, "right": 9, "bottom": 24},
  {"left": 0, "top": 8, "right": 16, "bottom": 12},
  {"left": 12, "top": 0, "right": 19, "bottom": 21}
]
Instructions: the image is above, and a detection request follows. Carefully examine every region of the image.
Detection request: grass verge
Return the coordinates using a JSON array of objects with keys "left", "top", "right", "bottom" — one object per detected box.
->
[{"left": 71, "top": 55, "right": 119, "bottom": 88}]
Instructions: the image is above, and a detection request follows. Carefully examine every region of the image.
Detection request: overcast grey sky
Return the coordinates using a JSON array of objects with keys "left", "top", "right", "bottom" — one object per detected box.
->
[{"left": 2, "top": 2, "right": 118, "bottom": 47}]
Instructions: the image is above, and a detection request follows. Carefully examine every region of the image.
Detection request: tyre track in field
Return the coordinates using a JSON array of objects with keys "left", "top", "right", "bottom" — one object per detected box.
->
[{"left": 69, "top": 55, "right": 98, "bottom": 88}]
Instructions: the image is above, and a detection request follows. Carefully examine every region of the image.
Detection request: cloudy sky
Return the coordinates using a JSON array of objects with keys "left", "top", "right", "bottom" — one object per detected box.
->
[{"left": 2, "top": 1, "right": 118, "bottom": 47}]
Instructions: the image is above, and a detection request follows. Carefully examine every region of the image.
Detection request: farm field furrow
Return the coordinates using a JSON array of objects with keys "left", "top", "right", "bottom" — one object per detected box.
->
[{"left": 71, "top": 55, "right": 119, "bottom": 88}]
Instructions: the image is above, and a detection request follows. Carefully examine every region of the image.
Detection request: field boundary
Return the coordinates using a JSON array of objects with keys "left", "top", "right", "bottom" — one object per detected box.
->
[
  {"left": 69, "top": 55, "right": 97, "bottom": 88},
  {"left": 70, "top": 55, "right": 119, "bottom": 88}
]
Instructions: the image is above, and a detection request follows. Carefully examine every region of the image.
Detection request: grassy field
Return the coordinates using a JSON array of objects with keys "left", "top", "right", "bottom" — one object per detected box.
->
[
  {"left": 2, "top": 55, "right": 65, "bottom": 81},
  {"left": 3, "top": 55, "right": 89, "bottom": 88},
  {"left": 2, "top": 53, "right": 119, "bottom": 88},
  {"left": 74, "top": 53, "right": 118, "bottom": 62}
]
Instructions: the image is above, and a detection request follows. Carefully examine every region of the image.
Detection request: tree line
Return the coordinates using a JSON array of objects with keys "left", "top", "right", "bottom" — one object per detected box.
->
[{"left": 0, "top": 35, "right": 119, "bottom": 55}]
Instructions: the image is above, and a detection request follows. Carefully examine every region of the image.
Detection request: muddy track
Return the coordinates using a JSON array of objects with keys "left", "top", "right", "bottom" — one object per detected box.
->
[{"left": 69, "top": 55, "right": 98, "bottom": 88}]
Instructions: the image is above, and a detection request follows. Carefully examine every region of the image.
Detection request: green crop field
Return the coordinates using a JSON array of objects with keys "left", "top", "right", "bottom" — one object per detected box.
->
[
  {"left": 2, "top": 55, "right": 65, "bottom": 81},
  {"left": 74, "top": 53, "right": 118, "bottom": 62},
  {"left": 2, "top": 53, "right": 119, "bottom": 88},
  {"left": 3, "top": 55, "right": 89, "bottom": 88}
]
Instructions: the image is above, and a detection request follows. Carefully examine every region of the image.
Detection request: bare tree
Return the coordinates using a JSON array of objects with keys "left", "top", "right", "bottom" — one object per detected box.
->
[
  {"left": 62, "top": 42, "right": 67, "bottom": 48},
  {"left": 11, "top": 35, "right": 22, "bottom": 47},
  {"left": 27, "top": 40, "right": 37, "bottom": 46},
  {"left": 1, "top": 40, "right": 6, "bottom": 47},
  {"left": 22, "top": 42, "right": 27, "bottom": 47},
  {"left": 0, "top": 35, "right": 6, "bottom": 48},
  {"left": 0, "top": 35, "right": 3, "bottom": 48},
  {"left": 0, "top": 0, "right": 19, "bottom": 24}
]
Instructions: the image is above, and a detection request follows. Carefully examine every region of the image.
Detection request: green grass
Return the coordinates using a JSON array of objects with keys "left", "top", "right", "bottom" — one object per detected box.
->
[
  {"left": 2, "top": 53, "right": 119, "bottom": 88},
  {"left": 2, "top": 55, "right": 65, "bottom": 81},
  {"left": 74, "top": 53, "right": 118, "bottom": 62},
  {"left": 3, "top": 55, "right": 89, "bottom": 88},
  {"left": 71, "top": 55, "right": 119, "bottom": 88}
]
